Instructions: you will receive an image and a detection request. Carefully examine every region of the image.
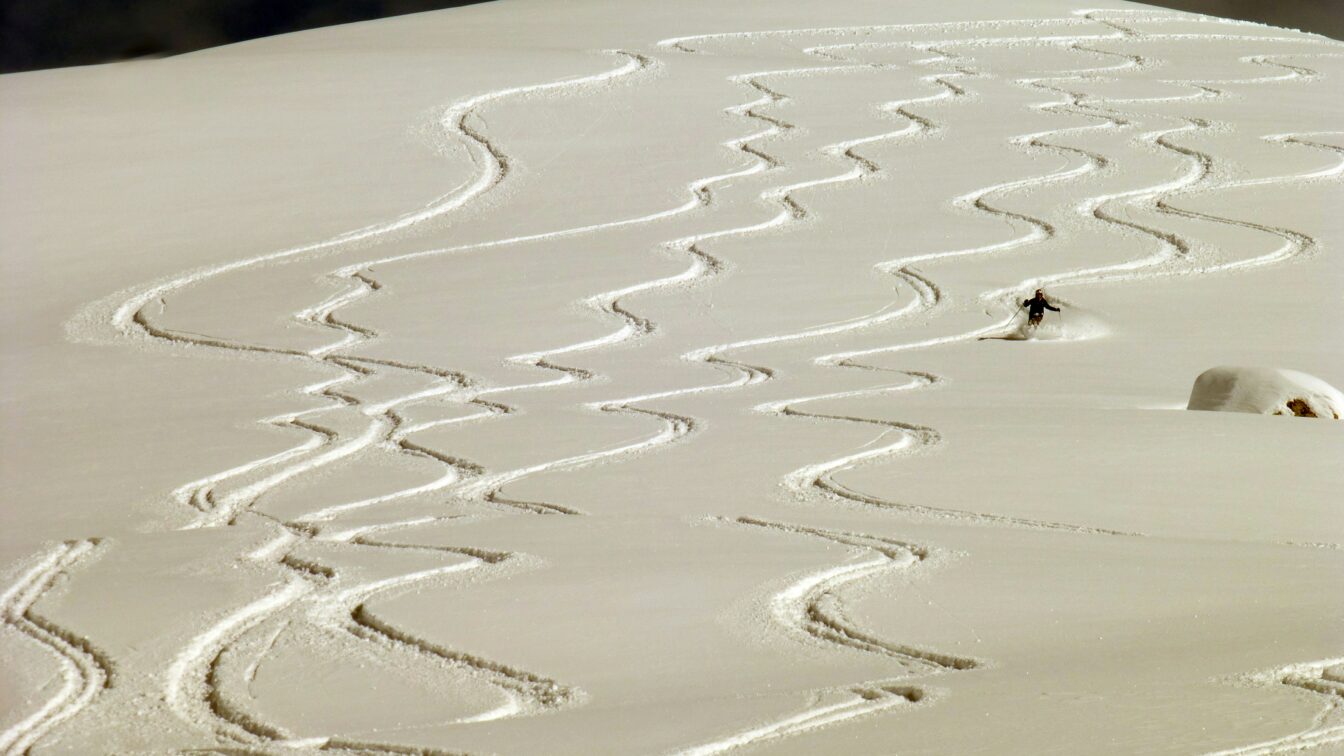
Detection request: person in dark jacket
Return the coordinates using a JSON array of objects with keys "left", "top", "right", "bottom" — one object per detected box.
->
[{"left": 1023, "top": 289, "right": 1060, "bottom": 327}]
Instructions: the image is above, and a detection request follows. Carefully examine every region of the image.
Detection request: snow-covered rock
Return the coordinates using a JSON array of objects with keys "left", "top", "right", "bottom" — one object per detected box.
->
[{"left": 1187, "top": 366, "right": 1344, "bottom": 419}]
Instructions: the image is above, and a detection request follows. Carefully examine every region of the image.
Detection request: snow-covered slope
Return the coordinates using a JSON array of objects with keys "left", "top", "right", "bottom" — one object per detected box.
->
[{"left": 2, "top": 0, "right": 1342, "bottom": 753}]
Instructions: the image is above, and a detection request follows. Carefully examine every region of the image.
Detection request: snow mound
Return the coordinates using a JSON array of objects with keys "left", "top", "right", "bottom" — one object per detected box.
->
[{"left": 1187, "top": 366, "right": 1343, "bottom": 419}]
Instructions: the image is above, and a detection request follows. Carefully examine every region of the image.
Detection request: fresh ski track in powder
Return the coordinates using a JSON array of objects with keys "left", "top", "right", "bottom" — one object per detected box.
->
[{"left": 4, "top": 6, "right": 1341, "bottom": 754}]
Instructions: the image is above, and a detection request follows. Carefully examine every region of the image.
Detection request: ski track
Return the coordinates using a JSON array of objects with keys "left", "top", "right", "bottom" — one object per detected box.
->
[
  {"left": 642, "top": 25, "right": 1167, "bottom": 748},
  {"left": 731, "top": 517, "right": 977, "bottom": 671},
  {"left": 0, "top": 540, "right": 110, "bottom": 756},
  {"left": 81, "top": 50, "right": 655, "bottom": 350},
  {"left": 653, "top": 11, "right": 1343, "bottom": 752},
  {"left": 16, "top": 7, "right": 1341, "bottom": 753},
  {"left": 85, "top": 50, "right": 667, "bottom": 751},
  {"left": 132, "top": 28, "right": 999, "bottom": 747},
  {"left": 93, "top": 29, "right": 965, "bottom": 750},
  {"left": 645, "top": 19, "right": 1143, "bottom": 753},
  {"left": 766, "top": 15, "right": 1343, "bottom": 553},
  {"left": 1204, "top": 658, "right": 1344, "bottom": 756},
  {"left": 815, "top": 19, "right": 1344, "bottom": 360},
  {"left": 689, "top": 12, "right": 1343, "bottom": 537},
  {"left": 663, "top": 13, "right": 1330, "bottom": 536},
  {"left": 672, "top": 681, "right": 926, "bottom": 756}
]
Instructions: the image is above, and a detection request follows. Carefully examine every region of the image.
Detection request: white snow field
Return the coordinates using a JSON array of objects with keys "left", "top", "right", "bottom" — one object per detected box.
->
[{"left": 2, "top": 0, "right": 1343, "bottom": 752}]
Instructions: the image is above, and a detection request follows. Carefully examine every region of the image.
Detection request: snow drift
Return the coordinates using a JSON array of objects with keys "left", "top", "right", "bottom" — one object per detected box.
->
[{"left": 1187, "top": 365, "right": 1344, "bottom": 418}]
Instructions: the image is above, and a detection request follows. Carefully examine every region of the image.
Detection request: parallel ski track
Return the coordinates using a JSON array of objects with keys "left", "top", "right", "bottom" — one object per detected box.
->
[
  {"left": 27, "top": 8, "right": 1342, "bottom": 754},
  {"left": 187, "top": 530, "right": 566, "bottom": 749},
  {"left": 756, "top": 369, "right": 1144, "bottom": 536},
  {"left": 657, "top": 12, "right": 1343, "bottom": 753},
  {"left": 697, "top": 14, "right": 1344, "bottom": 532},
  {"left": 731, "top": 516, "right": 976, "bottom": 671},
  {"left": 650, "top": 18, "right": 1146, "bottom": 754},
  {"left": 782, "top": 17, "right": 1344, "bottom": 539},
  {"left": 747, "top": 33, "right": 1192, "bottom": 533},
  {"left": 673, "top": 680, "right": 925, "bottom": 756},
  {"left": 95, "top": 51, "right": 667, "bottom": 751},
  {"left": 133, "top": 35, "right": 952, "bottom": 750},
  {"left": 654, "top": 35, "right": 1158, "bottom": 750},
  {"left": 302, "top": 38, "right": 982, "bottom": 521},
  {"left": 156, "top": 45, "right": 936, "bottom": 748},
  {"left": 816, "top": 22, "right": 1344, "bottom": 358},
  {"left": 95, "top": 50, "right": 654, "bottom": 350},
  {"left": 0, "top": 540, "right": 110, "bottom": 756},
  {"left": 153, "top": 29, "right": 1017, "bottom": 749}
]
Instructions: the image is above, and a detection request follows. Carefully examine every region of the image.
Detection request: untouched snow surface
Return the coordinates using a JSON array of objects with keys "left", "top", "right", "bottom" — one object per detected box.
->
[{"left": 2, "top": 0, "right": 1343, "bottom": 753}]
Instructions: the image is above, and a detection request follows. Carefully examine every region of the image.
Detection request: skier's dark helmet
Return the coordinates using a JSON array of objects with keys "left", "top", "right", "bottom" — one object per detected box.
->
[{"left": 1034, "top": 288, "right": 1044, "bottom": 297}]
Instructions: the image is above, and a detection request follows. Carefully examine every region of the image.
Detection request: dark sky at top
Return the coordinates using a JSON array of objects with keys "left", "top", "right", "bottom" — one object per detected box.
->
[
  {"left": 1, "top": 0, "right": 1340, "bottom": 74},
  {"left": 1, "top": 0, "right": 492, "bottom": 74},
  {"left": 1146, "top": 0, "right": 1343, "bottom": 40}
]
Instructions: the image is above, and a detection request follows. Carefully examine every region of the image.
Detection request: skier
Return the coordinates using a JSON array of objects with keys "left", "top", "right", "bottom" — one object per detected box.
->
[{"left": 1022, "top": 289, "right": 1060, "bottom": 328}]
